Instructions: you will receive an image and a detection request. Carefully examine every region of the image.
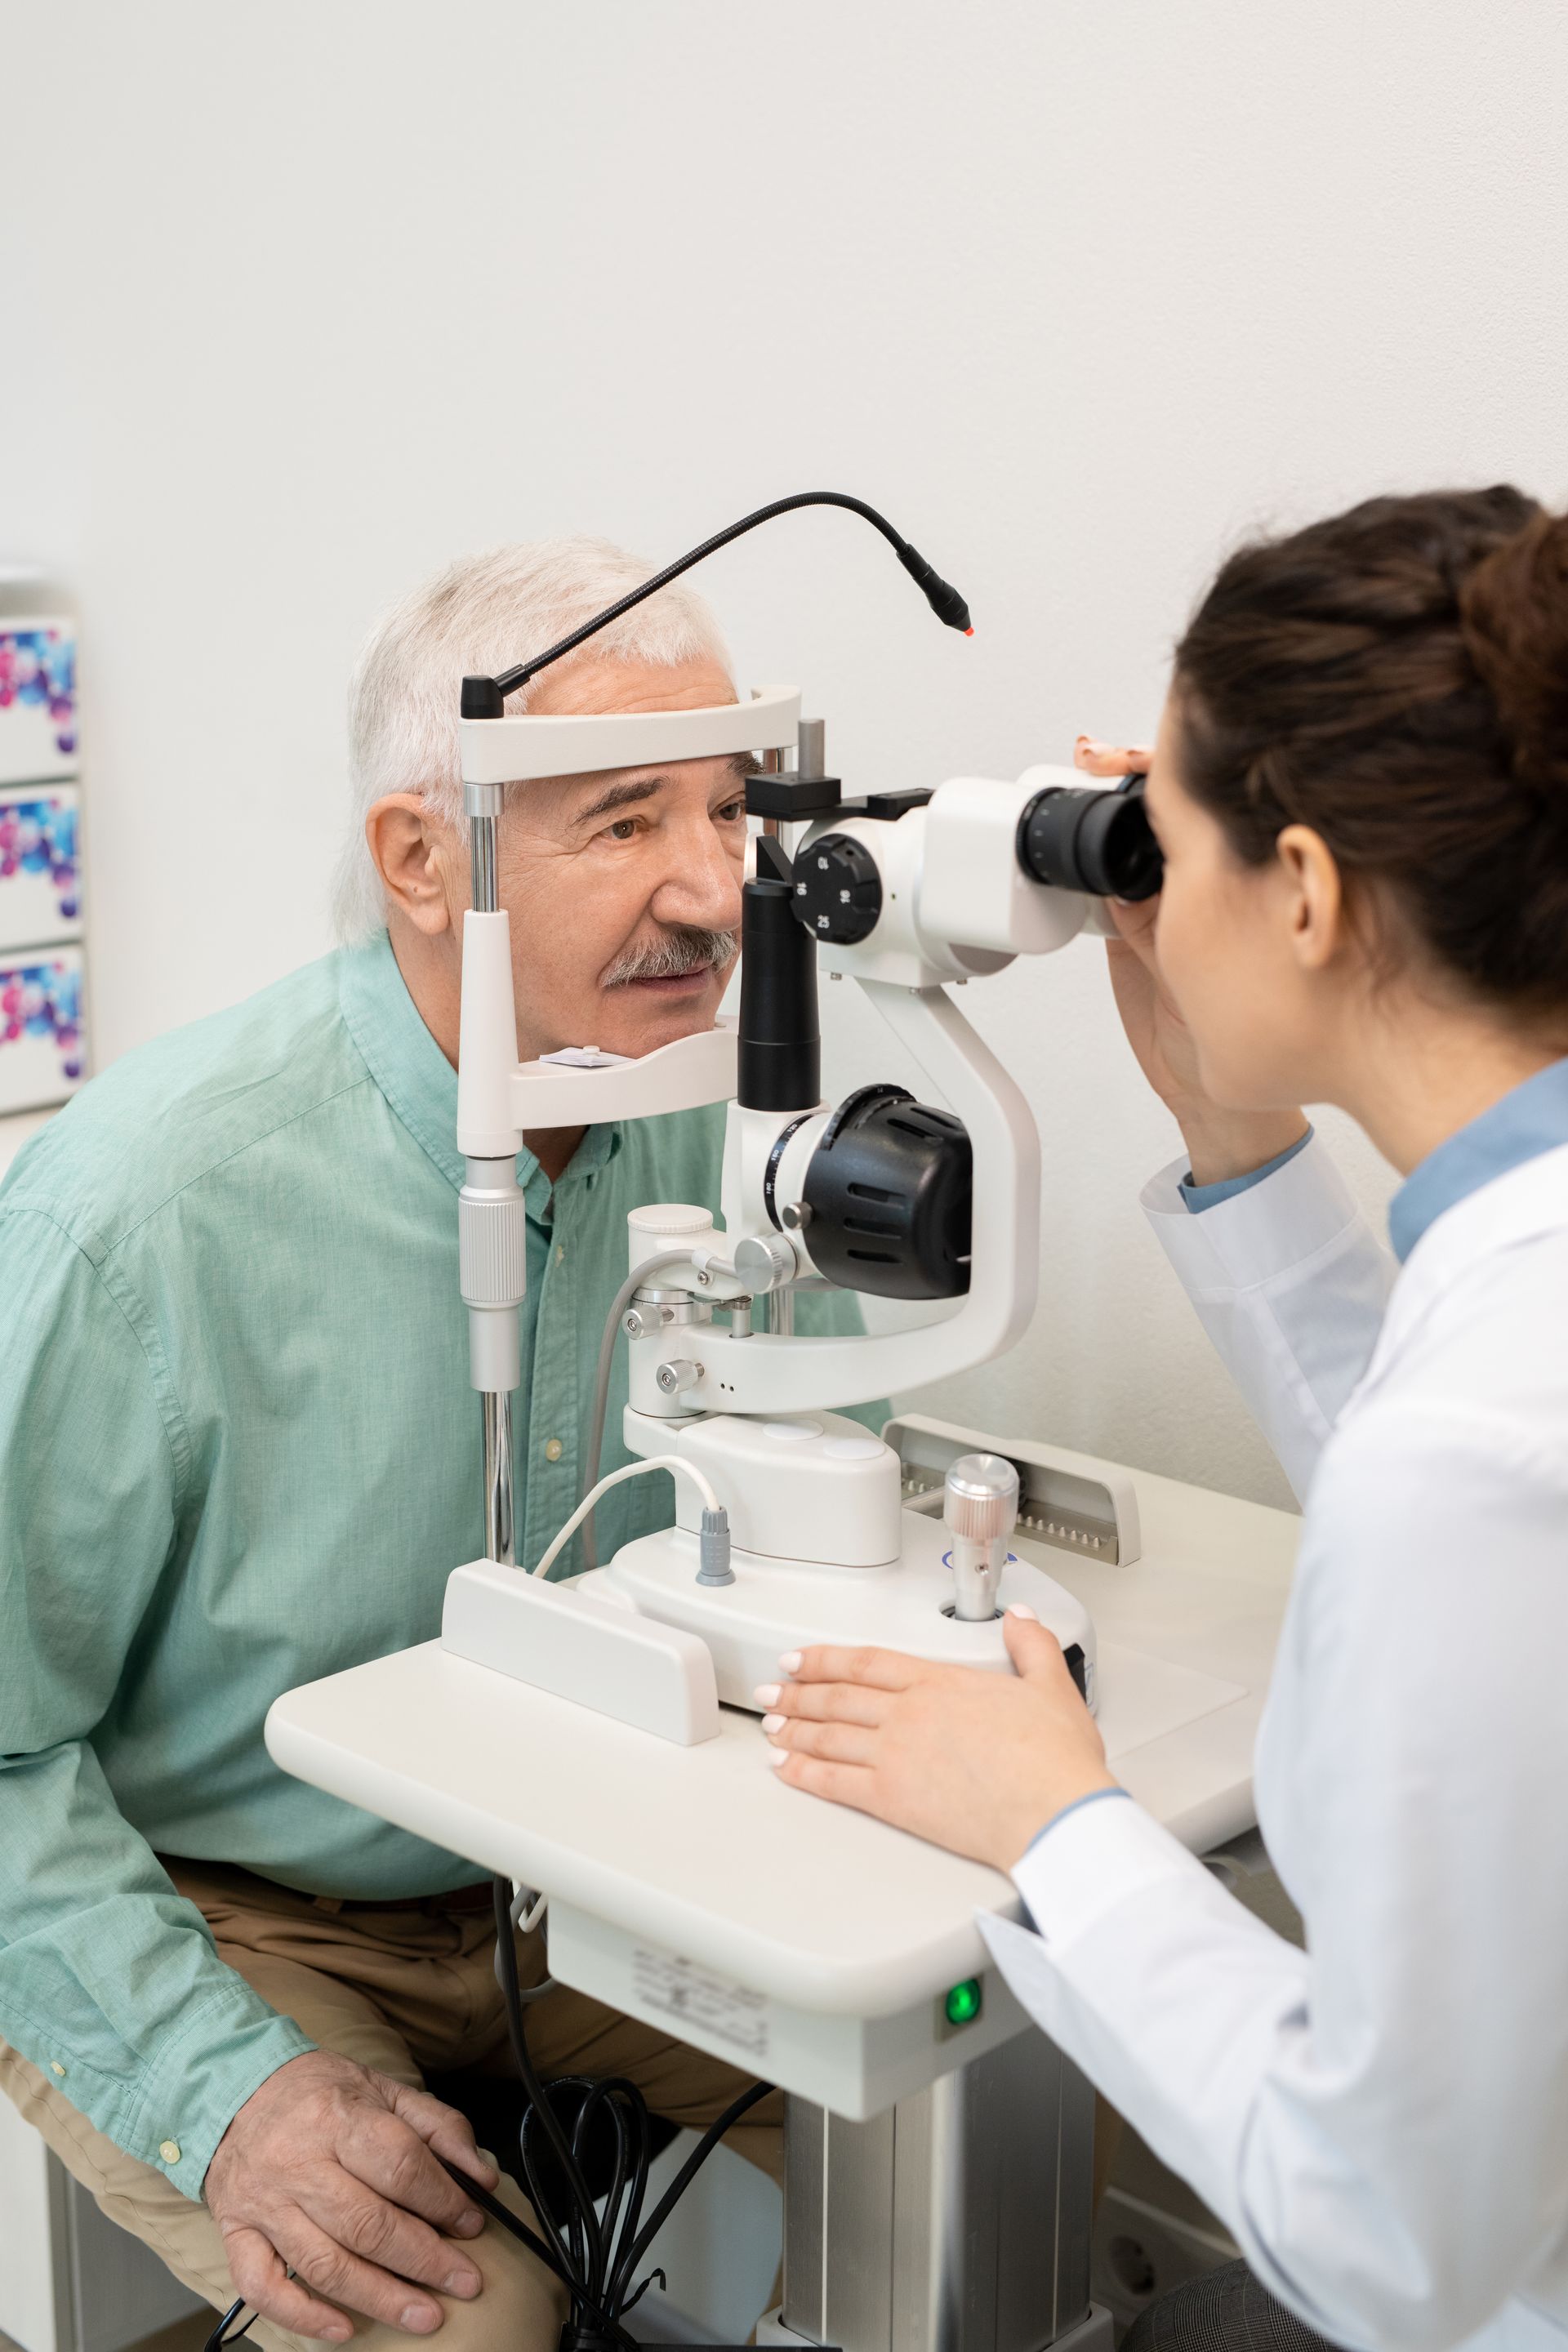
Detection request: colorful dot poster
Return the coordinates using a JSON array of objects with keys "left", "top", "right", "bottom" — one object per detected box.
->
[
  {"left": 0, "top": 948, "right": 85, "bottom": 1115},
  {"left": 0, "top": 786, "right": 82, "bottom": 952},
  {"left": 0, "top": 620, "right": 78, "bottom": 787}
]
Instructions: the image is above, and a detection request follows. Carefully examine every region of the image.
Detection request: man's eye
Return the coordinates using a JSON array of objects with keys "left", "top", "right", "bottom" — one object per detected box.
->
[
  {"left": 715, "top": 800, "right": 745, "bottom": 823},
  {"left": 607, "top": 817, "right": 639, "bottom": 842}
]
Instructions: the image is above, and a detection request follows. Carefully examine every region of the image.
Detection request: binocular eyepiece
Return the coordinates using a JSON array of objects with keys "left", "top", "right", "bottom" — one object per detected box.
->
[{"left": 1017, "top": 773, "right": 1163, "bottom": 903}]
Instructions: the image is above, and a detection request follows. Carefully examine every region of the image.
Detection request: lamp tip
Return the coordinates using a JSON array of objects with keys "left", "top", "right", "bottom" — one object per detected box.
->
[{"left": 964, "top": 626, "right": 975, "bottom": 638}]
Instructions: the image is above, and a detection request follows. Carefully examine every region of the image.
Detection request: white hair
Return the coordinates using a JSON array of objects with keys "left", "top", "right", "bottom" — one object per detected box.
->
[{"left": 332, "top": 536, "right": 733, "bottom": 942}]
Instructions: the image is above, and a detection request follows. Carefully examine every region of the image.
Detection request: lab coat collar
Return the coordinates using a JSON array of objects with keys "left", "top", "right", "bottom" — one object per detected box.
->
[
  {"left": 1365, "top": 1137, "right": 1568, "bottom": 1396},
  {"left": 1388, "top": 1056, "right": 1568, "bottom": 1263},
  {"left": 336, "top": 930, "right": 619, "bottom": 1199}
]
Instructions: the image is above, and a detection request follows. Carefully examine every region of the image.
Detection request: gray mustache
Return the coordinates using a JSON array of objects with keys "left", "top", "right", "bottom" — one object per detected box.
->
[{"left": 601, "top": 927, "right": 738, "bottom": 988}]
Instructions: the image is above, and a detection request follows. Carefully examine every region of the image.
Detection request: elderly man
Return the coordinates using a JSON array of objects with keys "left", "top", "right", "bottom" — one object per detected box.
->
[{"left": 0, "top": 540, "right": 875, "bottom": 2347}]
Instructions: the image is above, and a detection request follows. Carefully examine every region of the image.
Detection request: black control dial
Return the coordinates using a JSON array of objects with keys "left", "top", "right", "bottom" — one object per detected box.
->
[{"left": 791, "top": 832, "right": 883, "bottom": 945}]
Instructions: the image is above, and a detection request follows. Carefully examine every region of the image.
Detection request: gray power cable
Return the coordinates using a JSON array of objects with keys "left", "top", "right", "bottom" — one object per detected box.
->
[{"left": 578, "top": 1251, "right": 702, "bottom": 1573}]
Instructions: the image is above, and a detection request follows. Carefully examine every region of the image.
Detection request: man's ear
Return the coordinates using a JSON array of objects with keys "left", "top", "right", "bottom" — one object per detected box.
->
[
  {"left": 366, "top": 795, "right": 456, "bottom": 938},
  {"left": 1276, "top": 822, "right": 1346, "bottom": 973}
]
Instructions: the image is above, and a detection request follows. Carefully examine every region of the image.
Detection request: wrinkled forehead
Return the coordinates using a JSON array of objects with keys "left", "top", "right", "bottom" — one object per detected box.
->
[{"left": 523, "top": 650, "right": 738, "bottom": 720}]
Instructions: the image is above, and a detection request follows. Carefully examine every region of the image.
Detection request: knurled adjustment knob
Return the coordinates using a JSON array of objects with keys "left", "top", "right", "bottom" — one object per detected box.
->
[{"left": 791, "top": 832, "right": 883, "bottom": 946}]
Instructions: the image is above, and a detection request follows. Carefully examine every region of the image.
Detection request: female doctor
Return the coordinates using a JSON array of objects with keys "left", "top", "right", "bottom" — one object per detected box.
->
[{"left": 760, "top": 485, "right": 1568, "bottom": 2352}]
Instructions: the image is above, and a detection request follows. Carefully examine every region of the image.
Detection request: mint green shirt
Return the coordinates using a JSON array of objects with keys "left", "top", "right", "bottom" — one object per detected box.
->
[{"left": 0, "top": 935, "right": 876, "bottom": 2198}]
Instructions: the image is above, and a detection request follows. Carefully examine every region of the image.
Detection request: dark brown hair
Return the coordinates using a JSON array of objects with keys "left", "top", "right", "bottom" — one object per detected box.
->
[{"left": 1173, "top": 486, "right": 1568, "bottom": 1019}]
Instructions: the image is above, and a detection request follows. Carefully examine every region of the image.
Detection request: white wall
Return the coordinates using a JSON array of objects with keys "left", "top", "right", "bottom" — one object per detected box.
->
[{"left": 6, "top": 0, "right": 1566, "bottom": 1508}]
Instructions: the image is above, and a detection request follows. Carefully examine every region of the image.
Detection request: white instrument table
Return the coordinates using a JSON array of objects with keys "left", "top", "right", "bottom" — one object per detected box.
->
[{"left": 267, "top": 1458, "right": 1297, "bottom": 2117}]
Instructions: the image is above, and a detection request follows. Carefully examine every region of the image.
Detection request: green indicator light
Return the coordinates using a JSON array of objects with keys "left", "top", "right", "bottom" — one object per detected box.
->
[{"left": 944, "top": 1977, "right": 982, "bottom": 2028}]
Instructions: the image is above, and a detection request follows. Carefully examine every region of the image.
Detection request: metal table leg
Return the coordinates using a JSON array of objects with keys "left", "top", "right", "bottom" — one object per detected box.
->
[{"left": 771, "top": 2031, "right": 1101, "bottom": 2352}]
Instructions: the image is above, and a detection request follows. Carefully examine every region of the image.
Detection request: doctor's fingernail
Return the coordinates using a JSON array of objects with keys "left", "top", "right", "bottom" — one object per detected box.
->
[
  {"left": 768, "top": 1747, "right": 789, "bottom": 1769},
  {"left": 778, "top": 1650, "right": 803, "bottom": 1673},
  {"left": 1005, "top": 1603, "right": 1039, "bottom": 1621},
  {"left": 754, "top": 1683, "right": 781, "bottom": 1708},
  {"left": 761, "top": 1713, "right": 786, "bottom": 1734}
]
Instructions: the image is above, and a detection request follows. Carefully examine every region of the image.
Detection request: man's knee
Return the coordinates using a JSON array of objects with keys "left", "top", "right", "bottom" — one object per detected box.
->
[
  {"left": 249, "top": 2194, "right": 569, "bottom": 2352},
  {"left": 1, "top": 2039, "right": 567, "bottom": 2352},
  {"left": 386, "top": 2203, "right": 568, "bottom": 2352}
]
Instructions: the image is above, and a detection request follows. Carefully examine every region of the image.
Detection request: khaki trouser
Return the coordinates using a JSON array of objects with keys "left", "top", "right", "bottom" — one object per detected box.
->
[{"left": 0, "top": 1860, "right": 782, "bottom": 2350}]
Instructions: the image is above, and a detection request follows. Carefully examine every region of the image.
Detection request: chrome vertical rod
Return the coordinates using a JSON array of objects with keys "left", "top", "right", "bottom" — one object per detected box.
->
[
  {"left": 470, "top": 809, "right": 500, "bottom": 916},
  {"left": 482, "top": 1388, "right": 514, "bottom": 1566},
  {"left": 466, "top": 781, "right": 516, "bottom": 1566},
  {"left": 759, "top": 743, "right": 786, "bottom": 840}
]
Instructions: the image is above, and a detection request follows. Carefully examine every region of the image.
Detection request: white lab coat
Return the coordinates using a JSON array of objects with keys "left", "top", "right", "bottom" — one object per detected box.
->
[{"left": 979, "top": 1133, "right": 1568, "bottom": 2352}]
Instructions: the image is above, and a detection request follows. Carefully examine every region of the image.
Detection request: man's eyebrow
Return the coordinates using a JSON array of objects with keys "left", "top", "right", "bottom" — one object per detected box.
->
[
  {"left": 570, "top": 774, "right": 667, "bottom": 828},
  {"left": 569, "top": 754, "right": 756, "bottom": 830}
]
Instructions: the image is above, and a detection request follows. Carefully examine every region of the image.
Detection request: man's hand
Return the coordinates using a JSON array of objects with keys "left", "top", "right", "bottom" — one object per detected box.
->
[
  {"left": 756, "top": 1610, "right": 1117, "bottom": 1873},
  {"left": 205, "top": 2049, "right": 500, "bottom": 2341}
]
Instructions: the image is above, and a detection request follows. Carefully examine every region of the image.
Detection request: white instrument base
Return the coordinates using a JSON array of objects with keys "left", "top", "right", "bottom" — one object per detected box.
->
[
  {"left": 584, "top": 1510, "right": 1098, "bottom": 1714},
  {"left": 266, "top": 1448, "right": 1299, "bottom": 2114}
]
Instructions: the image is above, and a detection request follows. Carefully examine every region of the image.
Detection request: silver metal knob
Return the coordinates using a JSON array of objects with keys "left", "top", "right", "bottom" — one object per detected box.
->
[
  {"left": 944, "top": 1453, "right": 1019, "bottom": 1622},
  {"left": 733, "top": 1232, "right": 798, "bottom": 1294},
  {"left": 780, "top": 1199, "right": 813, "bottom": 1232},
  {"left": 655, "top": 1357, "right": 702, "bottom": 1396}
]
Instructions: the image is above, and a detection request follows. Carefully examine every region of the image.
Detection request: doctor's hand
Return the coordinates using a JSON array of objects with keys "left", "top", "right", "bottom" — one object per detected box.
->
[
  {"left": 1076, "top": 733, "right": 1308, "bottom": 1187},
  {"left": 205, "top": 2048, "right": 498, "bottom": 2340},
  {"left": 1074, "top": 734, "right": 1205, "bottom": 1114},
  {"left": 757, "top": 1608, "right": 1116, "bottom": 1874}
]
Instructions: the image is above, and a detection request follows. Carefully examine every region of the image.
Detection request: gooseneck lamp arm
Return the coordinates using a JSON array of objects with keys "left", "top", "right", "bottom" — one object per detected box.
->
[{"left": 459, "top": 492, "right": 973, "bottom": 718}]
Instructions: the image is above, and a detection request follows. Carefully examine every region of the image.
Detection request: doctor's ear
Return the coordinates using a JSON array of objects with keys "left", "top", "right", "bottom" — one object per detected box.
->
[
  {"left": 366, "top": 795, "right": 455, "bottom": 938},
  {"left": 1276, "top": 823, "right": 1350, "bottom": 974}
]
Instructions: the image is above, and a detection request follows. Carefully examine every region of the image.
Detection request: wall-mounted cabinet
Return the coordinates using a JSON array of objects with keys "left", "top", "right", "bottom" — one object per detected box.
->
[{"left": 0, "top": 607, "right": 87, "bottom": 1142}]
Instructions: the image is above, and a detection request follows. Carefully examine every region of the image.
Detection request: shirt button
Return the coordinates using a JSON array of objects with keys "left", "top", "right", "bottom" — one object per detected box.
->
[
  {"left": 545, "top": 1438, "right": 564, "bottom": 1463},
  {"left": 555, "top": 1244, "right": 565, "bottom": 1264},
  {"left": 50, "top": 2062, "right": 65, "bottom": 2078},
  {"left": 158, "top": 2140, "right": 182, "bottom": 2166}
]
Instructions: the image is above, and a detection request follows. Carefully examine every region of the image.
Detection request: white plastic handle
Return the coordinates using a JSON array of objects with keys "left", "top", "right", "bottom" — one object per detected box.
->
[{"left": 461, "top": 684, "right": 801, "bottom": 786}]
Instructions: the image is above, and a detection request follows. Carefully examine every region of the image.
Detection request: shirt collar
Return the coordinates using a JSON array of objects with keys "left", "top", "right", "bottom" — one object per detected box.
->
[
  {"left": 336, "top": 930, "right": 620, "bottom": 1203},
  {"left": 1388, "top": 1056, "right": 1568, "bottom": 1263}
]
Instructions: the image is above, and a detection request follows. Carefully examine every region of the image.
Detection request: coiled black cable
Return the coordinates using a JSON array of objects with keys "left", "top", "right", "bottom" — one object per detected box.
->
[
  {"left": 490, "top": 1875, "right": 771, "bottom": 2352},
  {"left": 461, "top": 490, "right": 972, "bottom": 715}
]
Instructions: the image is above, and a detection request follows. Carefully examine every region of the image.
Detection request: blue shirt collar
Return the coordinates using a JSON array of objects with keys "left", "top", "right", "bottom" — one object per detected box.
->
[
  {"left": 1388, "top": 1057, "right": 1568, "bottom": 1263},
  {"left": 336, "top": 929, "right": 620, "bottom": 1199}
]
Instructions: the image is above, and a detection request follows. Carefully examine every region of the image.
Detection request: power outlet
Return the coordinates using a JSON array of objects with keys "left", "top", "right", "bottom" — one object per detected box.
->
[{"left": 1091, "top": 2186, "right": 1238, "bottom": 2334}]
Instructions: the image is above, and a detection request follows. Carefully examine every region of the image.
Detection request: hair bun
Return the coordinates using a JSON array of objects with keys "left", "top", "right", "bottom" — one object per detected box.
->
[{"left": 1458, "top": 507, "right": 1568, "bottom": 804}]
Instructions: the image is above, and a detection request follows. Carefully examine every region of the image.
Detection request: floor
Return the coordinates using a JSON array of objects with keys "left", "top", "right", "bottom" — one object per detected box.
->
[{"left": 0, "top": 2332, "right": 212, "bottom": 2352}]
